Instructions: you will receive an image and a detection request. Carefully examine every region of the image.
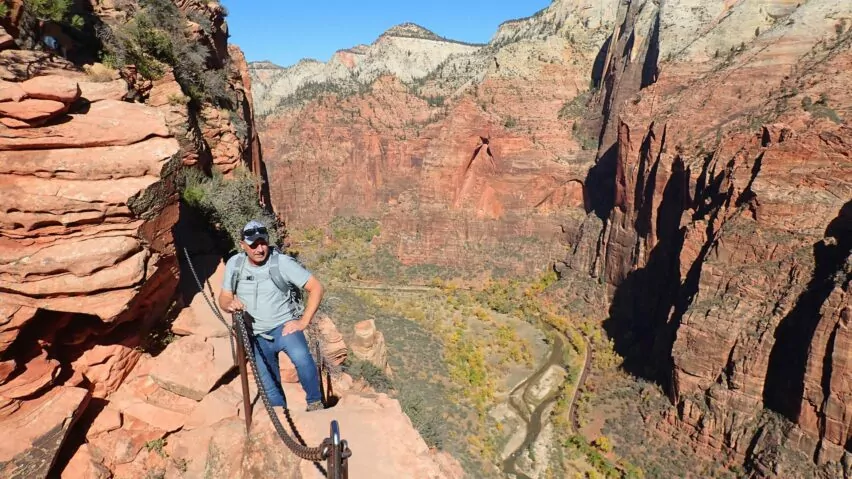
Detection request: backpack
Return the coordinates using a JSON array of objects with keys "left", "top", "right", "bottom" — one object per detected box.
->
[{"left": 230, "top": 249, "right": 304, "bottom": 306}]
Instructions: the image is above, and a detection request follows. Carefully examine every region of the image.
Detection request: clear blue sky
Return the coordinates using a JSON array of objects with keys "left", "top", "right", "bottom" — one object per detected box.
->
[{"left": 220, "top": 1, "right": 552, "bottom": 67}]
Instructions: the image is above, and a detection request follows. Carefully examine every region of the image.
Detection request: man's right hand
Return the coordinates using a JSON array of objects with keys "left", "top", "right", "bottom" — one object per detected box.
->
[{"left": 222, "top": 298, "right": 245, "bottom": 313}]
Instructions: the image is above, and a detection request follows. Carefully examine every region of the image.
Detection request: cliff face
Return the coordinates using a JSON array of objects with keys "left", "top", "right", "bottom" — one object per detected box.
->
[
  {"left": 253, "top": 0, "right": 850, "bottom": 474},
  {"left": 251, "top": 6, "right": 615, "bottom": 274},
  {"left": 564, "top": 0, "right": 851, "bottom": 474},
  {"left": 0, "top": 1, "right": 261, "bottom": 475}
]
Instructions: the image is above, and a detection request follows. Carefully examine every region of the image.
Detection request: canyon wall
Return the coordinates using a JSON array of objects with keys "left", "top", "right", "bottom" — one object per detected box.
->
[
  {"left": 564, "top": 0, "right": 851, "bottom": 475},
  {"left": 251, "top": 5, "right": 618, "bottom": 274},
  {"left": 254, "top": 0, "right": 851, "bottom": 475},
  {"left": 0, "top": 1, "right": 261, "bottom": 475}
]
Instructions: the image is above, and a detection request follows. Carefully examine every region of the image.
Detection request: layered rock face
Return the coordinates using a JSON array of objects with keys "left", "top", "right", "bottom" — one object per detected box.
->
[
  {"left": 559, "top": 0, "right": 851, "bottom": 475},
  {"left": 252, "top": 12, "right": 614, "bottom": 273},
  {"left": 254, "top": 0, "right": 850, "bottom": 474},
  {"left": 0, "top": 1, "right": 261, "bottom": 476}
]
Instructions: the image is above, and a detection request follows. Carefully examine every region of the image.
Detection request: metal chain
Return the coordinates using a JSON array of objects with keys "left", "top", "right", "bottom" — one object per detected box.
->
[
  {"left": 183, "top": 248, "right": 348, "bottom": 475},
  {"left": 233, "top": 312, "right": 331, "bottom": 469},
  {"left": 182, "top": 248, "right": 236, "bottom": 363}
]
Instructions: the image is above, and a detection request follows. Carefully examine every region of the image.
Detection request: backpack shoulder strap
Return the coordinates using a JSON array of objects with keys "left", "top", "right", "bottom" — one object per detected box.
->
[
  {"left": 231, "top": 252, "right": 247, "bottom": 293},
  {"left": 268, "top": 250, "right": 296, "bottom": 297}
]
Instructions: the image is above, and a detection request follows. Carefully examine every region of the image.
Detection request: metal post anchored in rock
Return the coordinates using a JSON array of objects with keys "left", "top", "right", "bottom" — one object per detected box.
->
[
  {"left": 326, "top": 420, "right": 352, "bottom": 479},
  {"left": 235, "top": 319, "right": 253, "bottom": 432}
]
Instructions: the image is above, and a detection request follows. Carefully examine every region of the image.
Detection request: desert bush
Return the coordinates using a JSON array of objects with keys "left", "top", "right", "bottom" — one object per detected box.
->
[
  {"left": 343, "top": 356, "right": 392, "bottom": 392},
  {"left": 426, "top": 95, "right": 445, "bottom": 107},
  {"left": 228, "top": 110, "right": 249, "bottom": 142},
  {"left": 180, "top": 165, "right": 281, "bottom": 249},
  {"left": 25, "top": 0, "right": 83, "bottom": 28},
  {"left": 398, "top": 387, "right": 443, "bottom": 448},
  {"left": 97, "top": 0, "right": 232, "bottom": 106},
  {"left": 330, "top": 216, "right": 380, "bottom": 243},
  {"left": 83, "top": 63, "right": 116, "bottom": 82}
]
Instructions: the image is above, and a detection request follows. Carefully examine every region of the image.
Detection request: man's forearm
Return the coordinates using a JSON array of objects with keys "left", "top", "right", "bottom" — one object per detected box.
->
[{"left": 301, "top": 284, "right": 324, "bottom": 324}]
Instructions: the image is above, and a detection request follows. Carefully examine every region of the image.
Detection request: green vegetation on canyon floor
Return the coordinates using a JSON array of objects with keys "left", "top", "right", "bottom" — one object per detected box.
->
[{"left": 285, "top": 216, "right": 656, "bottom": 477}]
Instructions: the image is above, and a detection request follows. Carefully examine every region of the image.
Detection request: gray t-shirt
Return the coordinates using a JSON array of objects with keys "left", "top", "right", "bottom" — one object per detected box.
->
[{"left": 222, "top": 253, "right": 312, "bottom": 335}]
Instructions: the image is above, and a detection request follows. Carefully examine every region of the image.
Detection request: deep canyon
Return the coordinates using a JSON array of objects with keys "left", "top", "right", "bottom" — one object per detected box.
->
[{"left": 0, "top": 0, "right": 849, "bottom": 477}]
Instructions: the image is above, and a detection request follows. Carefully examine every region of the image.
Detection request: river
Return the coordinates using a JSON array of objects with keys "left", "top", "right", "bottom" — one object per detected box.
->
[{"left": 501, "top": 325, "right": 567, "bottom": 479}]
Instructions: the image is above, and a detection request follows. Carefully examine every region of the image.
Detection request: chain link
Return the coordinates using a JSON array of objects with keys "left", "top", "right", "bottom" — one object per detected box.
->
[{"left": 182, "top": 248, "right": 236, "bottom": 363}]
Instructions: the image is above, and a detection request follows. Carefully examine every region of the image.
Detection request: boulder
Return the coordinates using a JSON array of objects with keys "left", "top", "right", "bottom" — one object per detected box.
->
[
  {"left": 0, "top": 98, "right": 67, "bottom": 123},
  {"left": 351, "top": 319, "right": 392, "bottom": 376},
  {"left": 60, "top": 444, "right": 110, "bottom": 479},
  {"left": 0, "top": 349, "right": 59, "bottom": 399},
  {"left": 70, "top": 343, "right": 142, "bottom": 398},
  {"left": 149, "top": 336, "right": 234, "bottom": 401},
  {"left": 20, "top": 76, "right": 81, "bottom": 103},
  {"left": 78, "top": 79, "right": 127, "bottom": 103},
  {"left": 0, "top": 386, "right": 90, "bottom": 478},
  {"left": 280, "top": 315, "right": 347, "bottom": 383}
]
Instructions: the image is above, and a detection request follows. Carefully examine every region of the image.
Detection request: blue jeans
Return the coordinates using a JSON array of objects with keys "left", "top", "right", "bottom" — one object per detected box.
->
[{"left": 251, "top": 322, "right": 322, "bottom": 407}]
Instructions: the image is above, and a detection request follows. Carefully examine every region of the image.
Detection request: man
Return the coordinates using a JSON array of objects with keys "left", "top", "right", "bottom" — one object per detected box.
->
[{"left": 219, "top": 220, "right": 325, "bottom": 412}]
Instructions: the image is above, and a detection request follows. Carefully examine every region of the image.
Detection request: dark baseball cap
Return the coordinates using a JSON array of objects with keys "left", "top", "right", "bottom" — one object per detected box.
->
[{"left": 241, "top": 220, "right": 269, "bottom": 246}]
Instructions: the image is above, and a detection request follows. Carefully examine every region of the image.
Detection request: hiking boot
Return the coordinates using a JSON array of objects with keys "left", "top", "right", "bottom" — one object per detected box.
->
[{"left": 306, "top": 401, "right": 325, "bottom": 412}]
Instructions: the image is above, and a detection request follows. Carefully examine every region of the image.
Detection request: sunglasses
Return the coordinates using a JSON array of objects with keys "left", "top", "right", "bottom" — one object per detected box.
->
[
  {"left": 242, "top": 227, "right": 268, "bottom": 238},
  {"left": 247, "top": 240, "right": 267, "bottom": 249}
]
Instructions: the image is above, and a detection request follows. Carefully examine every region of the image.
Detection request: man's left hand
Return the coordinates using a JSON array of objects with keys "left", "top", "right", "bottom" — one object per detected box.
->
[{"left": 282, "top": 318, "right": 309, "bottom": 336}]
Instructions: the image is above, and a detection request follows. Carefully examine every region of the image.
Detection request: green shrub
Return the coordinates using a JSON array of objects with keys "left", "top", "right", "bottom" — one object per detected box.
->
[
  {"left": 144, "top": 438, "right": 167, "bottom": 456},
  {"left": 398, "top": 388, "right": 443, "bottom": 448},
  {"left": 180, "top": 166, "right": 281, "bottom": 249},
  {"left": 343, "top": 357, "right": 392, "bottom": 392},
  {"left": 97, "top": 0, "right": 232, "bottom": 106},
  {"left": 330, "top": 216, "right": 380, "bottom": 243},
  {"left": 426, "top": 95, "right": 445, "bottom": 107},
  {"left": 25, "top": 0, "right": 83, "bottom": 28}
]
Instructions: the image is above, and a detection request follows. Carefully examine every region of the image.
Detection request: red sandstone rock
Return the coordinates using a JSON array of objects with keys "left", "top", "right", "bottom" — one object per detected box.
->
[
  {"left": 0, "top": 99, "right": 170, "bottom": 150},
  {"left": 0, "top": 386, "right": 90, "bottom": 478},
  {"left": 71, "top": 343, "right": 142, "bottom": 398},
  {"left": 0, "top": 28, "right": 13, "bottom": 51},
  {"left": 0, "top": 50, "right": 81, "bottom": 82},
  {"left": 567, "top": 0, "right": 852, "bottom": 469},
  {"left": 0, "top": 80, "right": 25, "bottom": 102},
  {"left": 86, "top": 414, "right": 166, "bottom": 467},
  {"left": 183, "top": 382, "right": 242, "bottom": 430},
  {"left": 280, "top": 315, "right": 347, "bottom": 383},
  {"left": 78, "top": 79, "right": 127, "bottom": 103},
  {"left": 0, "top": 117, "right": 31, "bottom": 128},
  {"left": 86, "top": 407, "right": 122, "bottom": 439},
  {"left": 20, "top": 76, "right": 81, "bottom": 103},
  {"left": 351, "top": 318, "right": 392, "bottom": 376},
  {"left": 0, "top": 349, "right": 59, "bottom": 399},
  {"left": 0, "top": 303, "right": 37, "bottom": 354},
  {"left": 60, "top": 444, "right": 110, "bottom": 479},
  {"left": 257, "top": 63, "right": 590, "bottom": 273},
  {"left": 149, "top": 336, "right": 234, "bottom": 400},
  {"left": 0, "top": 98, "right": 67, "bottom": 122},
  {"left": 0, "top": 136, "right": 178, "bottom": 180}
]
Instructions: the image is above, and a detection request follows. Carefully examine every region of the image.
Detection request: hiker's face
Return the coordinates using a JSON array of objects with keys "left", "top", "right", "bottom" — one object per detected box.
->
[{"left": 241, "top": 239, "right": 269, "bottom": 264}]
